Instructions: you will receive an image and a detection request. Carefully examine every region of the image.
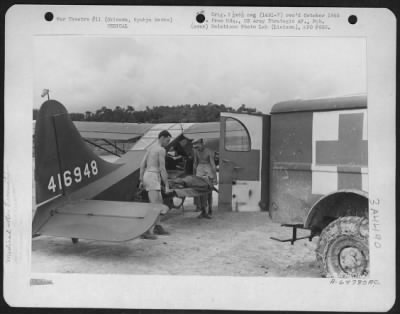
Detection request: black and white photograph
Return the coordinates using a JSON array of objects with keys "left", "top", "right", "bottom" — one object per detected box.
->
[
  {"left": 4, "top": 5, "right": 396, "bottom": 311},
  {"left": 31, "top": 35, "right": 369, "bottom": 278}
]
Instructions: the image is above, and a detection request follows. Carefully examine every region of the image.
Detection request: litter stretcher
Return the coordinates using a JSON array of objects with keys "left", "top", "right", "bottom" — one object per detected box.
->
[
  {"left": 137, "top": 175, "right": 217, "bottom": 212},
  {"left": 164, "top": 175, "right": 218, "bottom": 211}
]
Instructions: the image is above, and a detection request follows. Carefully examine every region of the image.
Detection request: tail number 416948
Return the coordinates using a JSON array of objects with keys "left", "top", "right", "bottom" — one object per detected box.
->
[{"left": 47, "top": 160, "right": 98, "bottom": 192}]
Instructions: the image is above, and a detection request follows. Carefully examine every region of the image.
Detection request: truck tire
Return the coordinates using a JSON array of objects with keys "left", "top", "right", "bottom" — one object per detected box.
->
[{"left": 316, "top": 216, "right": 369, "bottom": 278}]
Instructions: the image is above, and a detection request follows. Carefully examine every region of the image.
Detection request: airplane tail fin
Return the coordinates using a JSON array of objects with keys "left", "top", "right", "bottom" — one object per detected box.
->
[{"left": 34, "top": 100, "right": 120, "bottom": 205}]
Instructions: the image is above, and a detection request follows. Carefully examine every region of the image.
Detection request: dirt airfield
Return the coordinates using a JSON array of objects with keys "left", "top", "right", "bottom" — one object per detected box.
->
[{"left": 32, "top": 205, "right": 321, "bottom": 277}]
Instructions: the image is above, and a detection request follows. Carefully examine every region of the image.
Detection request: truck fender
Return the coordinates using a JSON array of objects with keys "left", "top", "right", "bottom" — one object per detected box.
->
[{"left": 304, "top": 189, "right": 368, "bottom": 233}]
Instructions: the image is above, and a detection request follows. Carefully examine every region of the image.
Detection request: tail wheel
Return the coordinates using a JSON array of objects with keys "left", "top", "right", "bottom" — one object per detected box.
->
[{"left": 316, "top": 216, "right": 369, "bottom": 278}]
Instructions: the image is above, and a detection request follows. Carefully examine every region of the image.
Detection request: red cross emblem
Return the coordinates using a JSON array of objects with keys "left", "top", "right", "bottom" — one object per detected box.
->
[{"left": 315, "top": 113, "right": 367, "bottom": 190}]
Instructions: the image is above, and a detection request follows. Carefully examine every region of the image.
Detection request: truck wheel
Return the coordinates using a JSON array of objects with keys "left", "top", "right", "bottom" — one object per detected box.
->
[{"left": 316, "top": 216, "right": 369, "bottom": 278}]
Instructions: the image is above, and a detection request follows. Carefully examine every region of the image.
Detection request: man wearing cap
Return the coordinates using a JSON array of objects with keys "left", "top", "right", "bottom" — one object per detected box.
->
[{"left": 192, "top": 138, "right": 217, "bottom": 219}]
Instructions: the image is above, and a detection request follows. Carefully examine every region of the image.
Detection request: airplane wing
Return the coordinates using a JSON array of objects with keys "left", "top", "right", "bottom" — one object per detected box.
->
[
  {"left": 182, "top": 122, "right": 220, "bottom": 152},
  {"left": 73, "top": 121, "right": 154, "bottom": 141},
  {"left": 35, "top": 200, "right": 163, "bottom": 242}
]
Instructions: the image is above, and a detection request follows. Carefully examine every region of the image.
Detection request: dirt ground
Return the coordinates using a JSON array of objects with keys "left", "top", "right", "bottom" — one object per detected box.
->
[{"left": 32, "top": 206, "right": 321, "bottom": 277}]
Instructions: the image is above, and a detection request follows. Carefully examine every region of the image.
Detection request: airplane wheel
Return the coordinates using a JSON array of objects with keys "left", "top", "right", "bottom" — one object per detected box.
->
[{"left": 72, "top": 238, "right": 79, "bottom": 244}]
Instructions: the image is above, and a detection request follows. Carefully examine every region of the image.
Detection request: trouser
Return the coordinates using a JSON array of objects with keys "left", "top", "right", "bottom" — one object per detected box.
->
[
  {"left": 199, "top": 192, "right": 212, "bottom": 215},
  {"left": 195, "top": 163, "right": 214, "bottom": 214}
]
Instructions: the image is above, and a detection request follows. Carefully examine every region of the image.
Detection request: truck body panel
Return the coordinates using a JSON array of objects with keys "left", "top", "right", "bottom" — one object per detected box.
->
[
  {"left": 218, "top": 95, "right": 368, "bottom": 228},
  {"left": 269, "top": 96, "right": 368, "bottom": 225}
]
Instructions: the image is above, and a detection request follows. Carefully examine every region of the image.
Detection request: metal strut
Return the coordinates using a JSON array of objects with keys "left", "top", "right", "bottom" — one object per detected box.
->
[
  {"left": 102, "top": 139, "right": 126, "bottom": 154},
  {"left": 270, "top": 223, "right": 314, "bottom": 245},
  {"left": 83, "top": 138, "right": 121, "bottom": 157}
]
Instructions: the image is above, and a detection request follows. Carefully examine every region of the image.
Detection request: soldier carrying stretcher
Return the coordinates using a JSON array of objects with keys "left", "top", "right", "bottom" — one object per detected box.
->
[
  {"left": 139, "top": 130, "right": 172, "bottom": 239},
  {"left": 192, "top": 138, "right": 217, "bottom": 219}
]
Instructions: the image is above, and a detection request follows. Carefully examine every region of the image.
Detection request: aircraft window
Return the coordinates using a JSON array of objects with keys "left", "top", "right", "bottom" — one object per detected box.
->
[{"left": 224, "top": 117, "right": 251, "bottom": 152}]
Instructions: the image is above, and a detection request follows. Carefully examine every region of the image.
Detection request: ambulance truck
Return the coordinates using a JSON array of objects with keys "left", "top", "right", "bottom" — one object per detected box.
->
[{"left": 218, "top": 95, "right": 368, "bottom": 277}]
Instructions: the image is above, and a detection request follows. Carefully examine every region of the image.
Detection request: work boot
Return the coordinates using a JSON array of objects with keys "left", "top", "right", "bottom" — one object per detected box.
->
[
  {"left": 197, "top": 211, "right": 205, "bottom": 219},
  {"left": 203, "top": 213, "right": 212, "bottom": 219},
  {"left": 154, "top": 224, "right": 170, "bottom": 235},
  {"left": 141, "top": 230, "right": 158, "bottom": 240}
]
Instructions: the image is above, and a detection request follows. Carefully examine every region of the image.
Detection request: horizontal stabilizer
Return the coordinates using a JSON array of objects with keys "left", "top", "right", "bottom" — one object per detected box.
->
[{"left": 35, "top": 200, "right": 167, "bottom": 242}]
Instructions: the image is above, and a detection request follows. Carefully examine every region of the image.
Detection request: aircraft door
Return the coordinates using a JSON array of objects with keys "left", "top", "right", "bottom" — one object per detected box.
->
[{"left": 218, "top": 113, "right": 265, "bottom": 211}]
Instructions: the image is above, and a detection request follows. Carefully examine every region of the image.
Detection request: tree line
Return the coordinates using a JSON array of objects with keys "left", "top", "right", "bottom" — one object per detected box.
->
[{"left": 33, "top": 102, "right": 258, "bottom": 123}]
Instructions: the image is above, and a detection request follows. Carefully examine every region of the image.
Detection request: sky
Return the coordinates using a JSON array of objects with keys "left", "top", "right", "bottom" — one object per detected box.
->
[{"left": 34, "top": 36, "right": 366, "bottom": 114}]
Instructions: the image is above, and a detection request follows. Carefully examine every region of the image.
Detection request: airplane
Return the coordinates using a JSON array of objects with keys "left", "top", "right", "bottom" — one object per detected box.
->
[{"left": 32, "top": 99, "right": 219, "bottom": 243}]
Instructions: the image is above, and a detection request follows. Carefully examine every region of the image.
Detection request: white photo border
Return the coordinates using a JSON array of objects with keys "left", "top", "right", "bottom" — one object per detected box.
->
[{"left": 4, "top": 5, "right": 396, "bottom": 311}]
